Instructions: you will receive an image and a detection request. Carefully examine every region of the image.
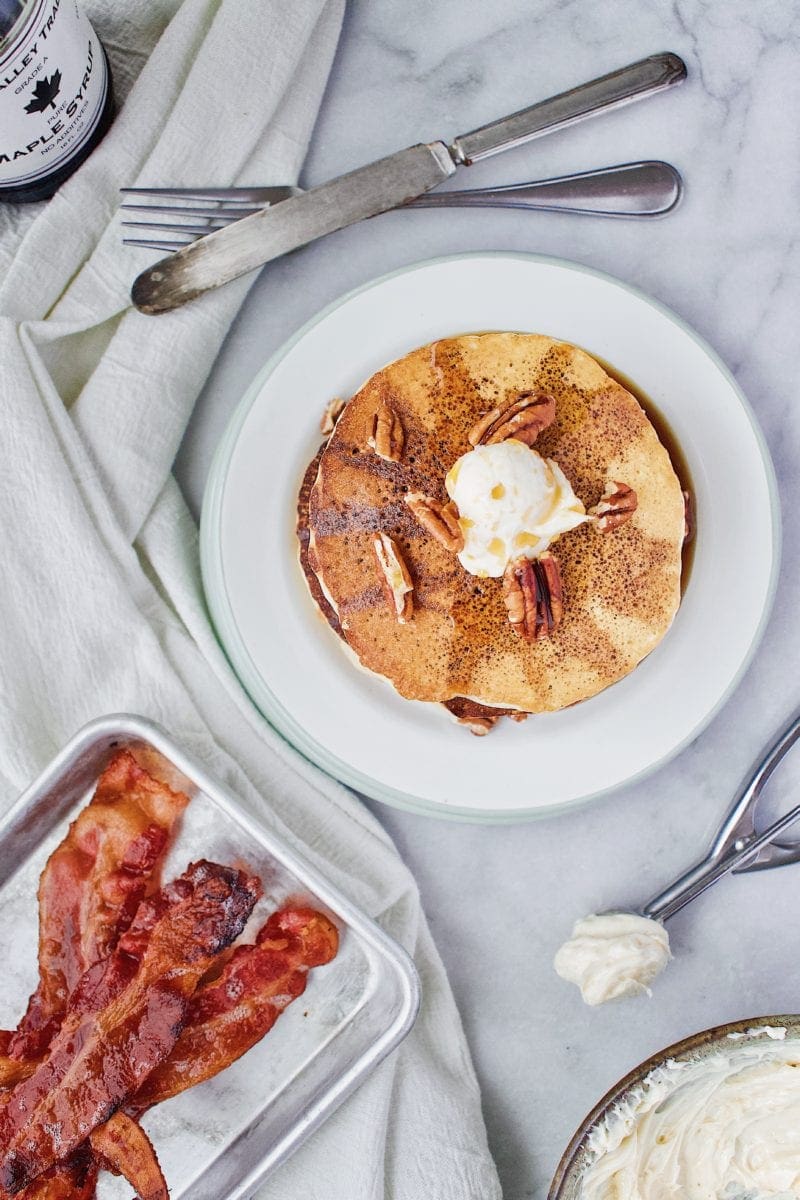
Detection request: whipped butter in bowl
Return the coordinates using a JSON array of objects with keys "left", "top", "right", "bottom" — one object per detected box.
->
[{"left": 549, "top": 1019, "right": 800, "bottom": 1200}]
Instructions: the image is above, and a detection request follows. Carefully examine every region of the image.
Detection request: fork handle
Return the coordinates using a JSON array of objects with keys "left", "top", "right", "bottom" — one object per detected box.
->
[{"left": 408, "top": 162, "right": 681, "bottom": 217}]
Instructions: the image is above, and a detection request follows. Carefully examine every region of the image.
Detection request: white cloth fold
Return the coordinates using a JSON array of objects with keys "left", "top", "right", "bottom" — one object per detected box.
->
[{"left": 0, "top": 2, "right": 502, "bottom": 1196}]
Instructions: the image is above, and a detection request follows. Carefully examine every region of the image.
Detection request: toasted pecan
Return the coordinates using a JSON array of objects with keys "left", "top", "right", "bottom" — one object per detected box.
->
[
  {"left": 468, "top": 391, "right": 556, "bottom": 448},
  {"left": 502, "top": 553, "right": 564, "bottom": 641},
  {"left": 590, "top": 480, "right": 638, "bottom": 532},
  {"left": 373, "top": 532, "right": 414, "bottom": 622},
  {"left": 368, "top": 397, "right": 404, "bottom": 462},
  {"left": 319, "top": 396, "right": 345, "bottom": 436},
  {"left": 404, "top": 493, "right": 464, "bottom": 552}
]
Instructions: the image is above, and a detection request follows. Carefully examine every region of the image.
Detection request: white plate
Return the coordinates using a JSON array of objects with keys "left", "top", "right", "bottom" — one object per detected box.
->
[{"left": 200, "top": 253, "right": 780, "bottom": 821}]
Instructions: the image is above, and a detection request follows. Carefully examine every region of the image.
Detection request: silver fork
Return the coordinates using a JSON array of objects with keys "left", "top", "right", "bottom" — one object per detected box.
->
[{"left": 120, "top": 160, "right": 682, "bottom": 252}]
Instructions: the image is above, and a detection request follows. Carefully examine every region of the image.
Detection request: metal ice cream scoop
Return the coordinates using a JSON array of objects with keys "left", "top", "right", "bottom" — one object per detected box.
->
[
  {"left": 640, "top": 709, "right": 800, "bottom": 924},
  {"left": 555, "top": 711, "right": 800, "bottom": 1005}
]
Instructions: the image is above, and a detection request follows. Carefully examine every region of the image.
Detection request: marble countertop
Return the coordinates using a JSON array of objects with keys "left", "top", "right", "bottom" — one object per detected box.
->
[{"left": 175, "top": 2, "right": 800, "bottom": 1196}]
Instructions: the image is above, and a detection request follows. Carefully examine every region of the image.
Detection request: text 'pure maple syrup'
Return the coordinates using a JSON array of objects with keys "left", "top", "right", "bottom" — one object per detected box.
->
[{"left": 0, "top": 0, "right": 115, "bottom": 202}]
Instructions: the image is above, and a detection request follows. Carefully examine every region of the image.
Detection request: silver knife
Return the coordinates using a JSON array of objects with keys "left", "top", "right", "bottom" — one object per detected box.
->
[{"left": 131, "top": 52, "right": 686, "bottom": 314}]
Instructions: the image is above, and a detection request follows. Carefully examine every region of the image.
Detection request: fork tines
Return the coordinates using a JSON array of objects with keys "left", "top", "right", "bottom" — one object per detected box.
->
[{"left": 119, "top": 184, "right": 300, "bottom": 252}]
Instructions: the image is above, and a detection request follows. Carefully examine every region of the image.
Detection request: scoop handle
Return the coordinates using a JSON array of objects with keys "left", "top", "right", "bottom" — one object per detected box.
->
[{"left": 643, "top": 710, "right": 800, "bottom": 923}]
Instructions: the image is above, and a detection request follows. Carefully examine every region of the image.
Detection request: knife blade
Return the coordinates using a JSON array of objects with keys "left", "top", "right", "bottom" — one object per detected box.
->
[{"left": 131, "top": 52, "right": 686, "bottom": 315}]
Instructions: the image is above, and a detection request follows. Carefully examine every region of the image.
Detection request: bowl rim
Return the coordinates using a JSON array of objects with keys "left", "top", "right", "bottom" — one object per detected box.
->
[{"left": 548, "top": 1013, "right": 800, "bottom": 1198}]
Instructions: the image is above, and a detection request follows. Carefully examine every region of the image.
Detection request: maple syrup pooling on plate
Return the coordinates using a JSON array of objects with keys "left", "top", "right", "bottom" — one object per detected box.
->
[
  {"left": 594, "top": 352, "right": 696, "bottom": 592},
  {"left": 300, "top": 341, "right": 695, "bottom": 605},
  {"left": 378, "top": 335, "right": 696, "bottom": 592},
  {"left": 0, "top": 0, "right": 114, "bottom": 202},
  {"left": 412, "top": 332, "right": 695, "bottom": 591}
]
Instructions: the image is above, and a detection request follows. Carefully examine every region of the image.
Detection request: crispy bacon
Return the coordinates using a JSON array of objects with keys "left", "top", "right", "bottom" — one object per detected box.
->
[
  {"left": 0, "top": 861, "right": 260, "bottom": 1195},
  {"left": 89, "top": 1112, "right": 167, "bottom": 1200},
  {"left": 12, "top": 1149, "right": 98, "bottom": 1200},
  {"left": 0, "top": 1059, "right": 34, "bottom": 1089},
  {"left": 134, "top": 906, "right": 339, "bottom": 1108},
  {"left": 10, "top": 751, "right": 189, "bottom": 1061},
  {"left": 0, "top": 752, "right": 341, "bottom": 1200}
]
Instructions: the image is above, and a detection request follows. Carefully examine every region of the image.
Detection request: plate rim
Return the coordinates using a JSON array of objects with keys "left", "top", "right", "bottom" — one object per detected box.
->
[{"left": 200, "top": 250, "right": 782, "bottom": 823}]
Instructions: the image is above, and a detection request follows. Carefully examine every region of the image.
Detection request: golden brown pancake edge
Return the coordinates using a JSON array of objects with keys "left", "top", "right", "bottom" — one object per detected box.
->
[{"left": 300, "top": 332, "right": 686, "bottom": 715}]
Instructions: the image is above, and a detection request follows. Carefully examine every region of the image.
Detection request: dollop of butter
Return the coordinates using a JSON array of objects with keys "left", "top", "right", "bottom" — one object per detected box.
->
[
  {"left": 580, "top": 1036, "right": 800, "bottom": 1200},
  {"left": 445, "top": 439, "right": 587, "bottom": 578},
  {"left": 553, "top": 913, "right": 671, "bottom": 1006}
]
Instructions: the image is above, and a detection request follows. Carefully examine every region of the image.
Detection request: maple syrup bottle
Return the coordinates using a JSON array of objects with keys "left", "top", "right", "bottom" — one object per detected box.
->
[{"left": 0, "top": 0, "right": 115, "bottom": 202}]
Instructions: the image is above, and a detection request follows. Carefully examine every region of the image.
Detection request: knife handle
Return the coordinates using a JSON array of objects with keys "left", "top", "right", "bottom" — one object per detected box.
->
[{"left": 449, "top": 52, "right": 686, "bottom": 166}]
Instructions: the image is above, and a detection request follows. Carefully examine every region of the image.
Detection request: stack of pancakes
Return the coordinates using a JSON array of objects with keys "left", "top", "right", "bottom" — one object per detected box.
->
[{"left": 297, "top": 333, "right": 686, "bottom": 730}]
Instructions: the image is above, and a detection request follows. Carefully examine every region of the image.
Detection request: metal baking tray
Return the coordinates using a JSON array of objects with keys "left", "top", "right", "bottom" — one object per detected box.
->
[{"left": 0, "top": 714, "right": 419, "bottom": 1200}]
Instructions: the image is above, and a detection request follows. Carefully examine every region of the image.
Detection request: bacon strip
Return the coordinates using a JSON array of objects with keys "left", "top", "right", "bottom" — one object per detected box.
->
[
  {"left": 0, "top": 860, "right": 260, "bottom": 1195},
  {"left": 12, "top": 1149, "right": 98, "bottom": 1200},
  {"left": 89, "top": 1113, "right": 166, "bottom": 1200},
  {"left": 134, "top": 906, "right": 339, "bottom": 1108},
  {"left": 0, "top": 1059, "right": 34, "bottom": 1089},
  {"left": 10, "top": 751, "right": 189, "bottom": 1061}
]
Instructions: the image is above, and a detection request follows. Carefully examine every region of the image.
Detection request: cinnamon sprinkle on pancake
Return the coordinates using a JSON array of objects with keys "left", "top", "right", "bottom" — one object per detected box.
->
[{"left": 298, "top": 333, "right": 685, "bottom": 722}]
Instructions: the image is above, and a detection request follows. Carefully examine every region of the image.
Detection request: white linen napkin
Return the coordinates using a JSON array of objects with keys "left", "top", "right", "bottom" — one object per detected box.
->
[{"left": 0, "top": 1, "right": 502, "bottom": 1197}]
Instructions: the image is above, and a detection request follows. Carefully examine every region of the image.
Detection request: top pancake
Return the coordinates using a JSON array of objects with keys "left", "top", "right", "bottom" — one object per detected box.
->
[{"left": 305, "top": 332, "right": 685, "bottom": 712}]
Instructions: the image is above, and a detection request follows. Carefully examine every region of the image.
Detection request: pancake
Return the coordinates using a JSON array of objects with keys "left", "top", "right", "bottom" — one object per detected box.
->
[{"left": 300, "top": 332, "right": 685, "bottom": 719}]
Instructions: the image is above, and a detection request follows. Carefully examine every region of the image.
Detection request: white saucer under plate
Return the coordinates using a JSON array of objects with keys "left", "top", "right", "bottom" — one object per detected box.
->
[{"left": 200, "top": 253, "right": 780, "bottom": 822}]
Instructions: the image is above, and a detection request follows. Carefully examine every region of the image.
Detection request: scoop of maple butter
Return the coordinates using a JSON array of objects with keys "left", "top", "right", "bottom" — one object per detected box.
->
[
  {"left": 554, "top": 913, "right": 671, "bottom": 1006},
  {"left": 445, "top": 439, "right": 587, "bottom": 578}
]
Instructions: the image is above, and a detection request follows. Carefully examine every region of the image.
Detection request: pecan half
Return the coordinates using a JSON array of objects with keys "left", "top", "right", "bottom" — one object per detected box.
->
[
  {"left": 468, "top": 391, "right": 556, "bottom": 448},
  {"left": 589, "top": 480, "right": 638, "bottom": 532},
  {"left": 368, "top": 397, "right": 404, "bottom": 462},
  {"left": 502, "top": 552, "right": 564, "bottom": 641},
  {"left": 373, "top": 532, "right": 413, "bottom": 623},
  {"left": 458, "top": 715, "right": 495, "bottom": 736},
  {"left": 404, "top": 493, "right": 464, "bottom": 552},
  {"left": 320, "top": 396, "right": 345, "bottom": 436},
  {"left": 683, "top": 489, "right": 694, "bottom": 545}
]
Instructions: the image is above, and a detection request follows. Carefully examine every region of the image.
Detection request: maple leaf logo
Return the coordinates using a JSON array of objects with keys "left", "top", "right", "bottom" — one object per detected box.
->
[{"left": 24, "top": 70, "right": 62, "bottom": 115}]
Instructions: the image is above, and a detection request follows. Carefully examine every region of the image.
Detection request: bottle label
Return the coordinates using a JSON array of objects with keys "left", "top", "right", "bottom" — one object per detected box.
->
[{"left": 0, "top": 0, "right": 108, "bottom": 186}]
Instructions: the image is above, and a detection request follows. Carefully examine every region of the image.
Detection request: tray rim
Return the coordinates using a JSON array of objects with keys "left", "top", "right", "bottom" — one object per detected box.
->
[
  {"left": 199, "top": 250, "right": 782, "bottom": 823},
  {"left": 2, "top": 712, "right": 420, "bottom": 1200}
]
